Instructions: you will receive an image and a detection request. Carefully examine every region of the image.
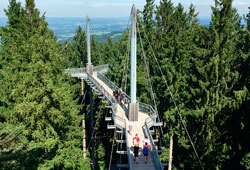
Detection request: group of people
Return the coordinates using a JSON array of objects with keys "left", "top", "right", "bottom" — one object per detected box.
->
[
  {"left": 132, "top": 134, "right": 151, "bottom": 164},
  {"left": 113, "top": 88, "right": 128, "bottom": 105}
]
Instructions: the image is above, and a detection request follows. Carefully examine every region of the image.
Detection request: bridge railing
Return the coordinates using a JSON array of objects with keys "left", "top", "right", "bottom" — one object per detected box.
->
[
  {"left": 144, "top": 122, "right": 163, "bottom": 170},
  {"left": 88, "top": 72, "right": 127, "bottom": 130},
  {"left": 97, "top": 72, "right": 117, "bottom": 90},
  {"left": 125, "top": 122, "right": 133, "bottom": 170},
  {"left": 139, "top": 102, "right": 156, "bottom": 117},
  {"left": 64, "top": 64, "right": 109, "bottom": 75},
  {"left": 64, "top": 67, "right": 87, "bottom": 74},
  {"left": 95, "top": 71, "right": 163, "bottom": 169},
  {"left": 97, "top": 72, "right": 158, "bottom": 116},
  {"left": 113, "top": 114, "right": 126, "bottom": 130},
  {"left": 93, "top": 64, "right": 109, "bottom": 73},
  {"left": 87, "top": 72, "right": 117, "bottom": 105},
  {"left": 97, "top": 72, "right": 131, "bottom": 109}
]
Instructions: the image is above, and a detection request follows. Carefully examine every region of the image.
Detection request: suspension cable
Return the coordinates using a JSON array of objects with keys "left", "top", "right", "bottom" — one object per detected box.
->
[
  {"left": 137, "top": 22, "right": 164, "bottom": 136},
  {"left": 108, "top": 130, "right": 116, "bottom": 170},
  {"left": 67, "top": 44, "right": 78, "bottom": 69},
  {"left": 141, "top": 23, "right": 204, "bottom": 170},
  {"left": 121, "top": 37, "right": 128, "bottom": 89},
  {"left": 87, "top": 118, "right": 98, "bottom": 151},
  {"left": 89, "top": 22, "right": 105, "bottom": 65},
  {"left": 124, "top": 42, "right": 130, "bottom": 94},
  {"left": 121, "top": 30, "right": 130, "bottom": 93}
]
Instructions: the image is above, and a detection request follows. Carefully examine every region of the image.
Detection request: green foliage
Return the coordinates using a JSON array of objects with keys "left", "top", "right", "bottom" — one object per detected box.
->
[
  {"left": 241, "top": 153, "right": 250, "bottom": 170},
  {"left": 99, "top": 1, "right": 250, "bottom": 169},
  {"left": 1, "top": 0, "right": 250, "bottom": 169},
  {"left": 0, "top": 0, "right": 89, "bottom": 169}
]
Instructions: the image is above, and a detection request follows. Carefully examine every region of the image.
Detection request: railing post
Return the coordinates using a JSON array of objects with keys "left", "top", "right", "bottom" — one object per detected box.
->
[
  {"left": 168, "top": 134, "right": 173, "bottom": 170},
  {"left": 82, "top": 119, "right": 86, "bottom": 158},
  {"left": 81, "top": 79, "right": 84, "bottom": 95},
  {"left": 89, "top": 85, "right": 95, "bottom": 169}
]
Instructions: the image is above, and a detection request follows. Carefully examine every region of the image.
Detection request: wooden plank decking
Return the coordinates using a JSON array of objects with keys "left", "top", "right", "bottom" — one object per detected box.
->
[{"left": 67, "top": 70, "right": 158, "bottom": 169}]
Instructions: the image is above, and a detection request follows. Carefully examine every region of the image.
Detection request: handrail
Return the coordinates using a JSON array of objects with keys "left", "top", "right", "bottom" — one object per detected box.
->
[
  {"left": 64, "top": 67, "right": 87, "bottom": 74},
  {"left": 88, "top": 73, "right": 116, "bottom": 104},
  {"left": 87, "top": 72, "right": 126, "bottom": 130},
  {"left": 93, "top": 64, "right": 109, "bottom": 73},
  {"left": 97, "top": 72, "right": 131, "bottom": 101},
  {"left": 125, "top": 123, "right": 133, "bottom": 170},
  {"left": 97, "top": 72, "right": 159, "bottom": 117},
  {"left": 64, "top": 64, "right": 109, "bottom": 74},
  {"left": 87, "top": 72, "right": 132, "bottom": 168},
  {"left": 113, "top": 114, "right": 126, "bottom": 130},
  {"left": 139, "top": 102, "right": 156, "bottom": 117},
  {"left": 144, "top": 123, "right": 163, "bottom": 170}
]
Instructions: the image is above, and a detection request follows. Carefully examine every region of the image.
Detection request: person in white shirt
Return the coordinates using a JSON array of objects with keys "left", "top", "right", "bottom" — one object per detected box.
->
[{"left": 143, "top": 136, "right": 150, "bottom": 148}]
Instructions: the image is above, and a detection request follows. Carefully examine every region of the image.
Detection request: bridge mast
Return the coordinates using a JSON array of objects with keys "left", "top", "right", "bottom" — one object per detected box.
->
[
  {"left": 129, "top": 4, "right": 139, "bottom": 121},
  {"left": 86, "top": 15, "right": 95, "bottom": 169},
  {"left": 86, "top": 15, "right": 93, "bottom": 75}
]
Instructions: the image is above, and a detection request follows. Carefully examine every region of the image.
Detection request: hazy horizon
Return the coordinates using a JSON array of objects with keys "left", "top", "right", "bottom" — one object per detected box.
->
[
  {"left": 0, "top": 17, "right": 212, "bottom": 42},
  {"left": 1, "top": 0, "right": 250, "bottom": 18}
]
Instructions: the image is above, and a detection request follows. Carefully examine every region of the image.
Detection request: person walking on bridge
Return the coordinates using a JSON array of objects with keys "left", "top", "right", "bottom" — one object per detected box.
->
[
  {"left": 143, "top": 136, "right": 150, "bottom": 147},
  {"left": 133, "top": 134, "right": 140, "bottom": 163},
  {"left": 143, "top": 142, "right": 150, "bottom": 164},
  {"left": 143, "top": 136, "right": 151, "bottom": 163}
]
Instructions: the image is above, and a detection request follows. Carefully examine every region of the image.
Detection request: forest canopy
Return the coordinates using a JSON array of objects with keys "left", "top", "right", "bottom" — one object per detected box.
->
[{"left": 0, "top": 0, "right": 250, "bottom": 170}]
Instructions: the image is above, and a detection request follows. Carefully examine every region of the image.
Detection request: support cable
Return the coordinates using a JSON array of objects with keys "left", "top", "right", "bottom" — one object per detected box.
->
[
  {"left": 107, "top": 12, "right": 131, "bottom": 83},
  {"left": 86, "top": 107, "right": 109, "bottom": 151},
  {"left": 108, "top": 130, "right": 116, "bottom": 170},
  {"left": 138, "top": 27, "right": 155, "bottom": 108},
  {"left": 60, "top": 42, "right": 69, "bottom": 54},
  {"left": 67, "top": 46, "right": 78, "bottom": 69},
  {"left": 137, "top": 23, "right": 164, "bottom": 136},
  {"left": 79, "top": 90, "right": 87, "bottom": 105},
  {"left": 121, "top": 30, "right": 131, "bottom": 93},
  {"left": 112, "top": 19, "right": 131, "bottom": 83},
  {"left": 124, "top": 29, "right": 131, "bottom": 94},
  {"left": 124, "top": 44, "right": 130, "bottom": 94},
  {"left": 87, "top": 121, "right": 98, "bottom": 151},
  {"left": 89, "top": 22, "right": 104, "bottom": 65},
  {"left": 141, "top": 23, "right": 204, "bottom": 170},
  {"left": 121, "top": 44, "right": 128, "bottom": 89}
]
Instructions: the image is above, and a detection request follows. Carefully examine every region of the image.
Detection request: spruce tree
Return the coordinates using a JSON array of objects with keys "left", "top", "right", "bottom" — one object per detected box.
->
[
  {"left": 0, "top": 0, "right": 90, "bottom": 169},
  {"left": 238, "top": 7, "right": 250, "bottom": 170},
  {"left": 187, "top": 0, "right": 248, "bottom": 169},
  {"left": 71, "top": 26, "right": 87, "bottom": 68}
]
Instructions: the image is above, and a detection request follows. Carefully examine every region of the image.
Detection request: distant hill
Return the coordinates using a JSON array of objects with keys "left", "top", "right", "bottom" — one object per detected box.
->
[
  {"left": 45, "top": 17, "right": 128, "bottom": 42},
  {"left": 0, "top": 17, "right": 214, "bottom": 42}
]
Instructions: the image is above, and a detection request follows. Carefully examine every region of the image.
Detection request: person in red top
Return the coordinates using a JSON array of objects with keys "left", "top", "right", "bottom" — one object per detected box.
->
[
  {"left": 133, "top": 133, "right": 140, "bottom": 143},
  {"left": 133, "top": 134, "right": 140, "bottom": 163}
]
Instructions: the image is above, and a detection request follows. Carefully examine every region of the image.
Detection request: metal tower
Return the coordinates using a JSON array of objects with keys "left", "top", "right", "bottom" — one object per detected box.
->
[
  {"left": 129, "top": 4, "right": 139, "bottom": 121},
  {"left": 86, "top": 15, "right": 93, "bottom": 75}
]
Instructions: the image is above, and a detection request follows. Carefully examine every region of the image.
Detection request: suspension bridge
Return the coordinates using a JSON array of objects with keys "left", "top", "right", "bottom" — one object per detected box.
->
[{"left": 65, "top": 5, "right": 169, "bottom": 170}]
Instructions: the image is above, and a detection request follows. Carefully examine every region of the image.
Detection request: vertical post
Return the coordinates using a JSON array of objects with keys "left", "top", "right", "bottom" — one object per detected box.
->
[
  {"left": 89, "top": 87, "right": 95, "bottom": 169},
  {"left": 130, "top": 4, "right": 137, "bottom": 104},
  {"left": 82, "top": 119, "right": 86, "bottom": 158},
  {"left": 129, "top": 4, "right": 138, "bottom": 121},
  {"left": 168, "top": 134, "right": 173, "bottom": 170},
  {"left": 81, "top": 79, "right": 84, "bottom": 95},
  {"left": 86, "top": 15, "right": 93, "bottom": 75}
]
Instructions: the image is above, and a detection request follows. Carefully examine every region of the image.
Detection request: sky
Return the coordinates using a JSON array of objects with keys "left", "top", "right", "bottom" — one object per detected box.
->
[{"left": 0, "top": 0, "right": 250, "bottom": 18}]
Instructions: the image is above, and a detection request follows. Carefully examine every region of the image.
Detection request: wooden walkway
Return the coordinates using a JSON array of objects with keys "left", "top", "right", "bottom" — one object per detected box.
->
[
  {"left": 66, "top": 67, "right": 162, "bottom": 170},
  {"left": 91, "top": 71, "right": 156, "bottom": 169}
]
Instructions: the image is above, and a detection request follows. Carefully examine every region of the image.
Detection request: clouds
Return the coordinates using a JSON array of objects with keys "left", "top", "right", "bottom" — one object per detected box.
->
[{"left": 0, "top": 0, "right": 250, "bottom": 18}]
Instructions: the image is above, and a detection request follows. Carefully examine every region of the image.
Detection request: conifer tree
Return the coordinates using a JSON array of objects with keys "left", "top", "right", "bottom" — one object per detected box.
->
[
  {"left": 238, "top": 7, "right": 250, "bottom": 170},
  {"left": 186, "top": 0, "right": 248, "bottom": 169},
  {"left": 0, "top": 0, "right": 89, "bottom": 169},
  {"left": 71, "top": 26, "right": 87, "bottom": 68}
]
